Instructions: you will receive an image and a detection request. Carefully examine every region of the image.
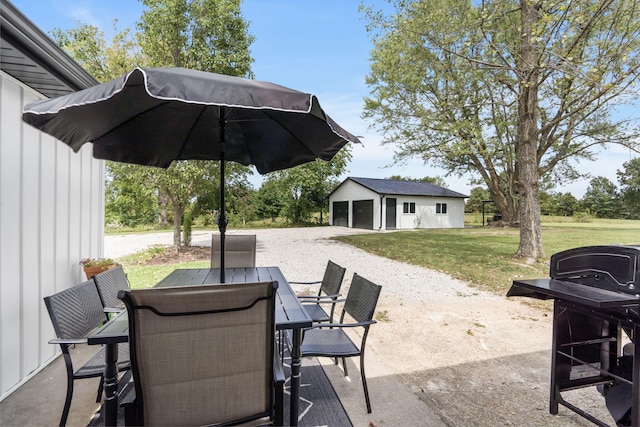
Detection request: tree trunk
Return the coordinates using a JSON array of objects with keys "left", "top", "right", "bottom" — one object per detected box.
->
[
  {"left": 158, "top": 190, "right": 170, "bottom": 226},
  {"left": 515, "top": 0, "right": 545, "bottom": 262},
  {"left": 172, "top": 204, "right": 183, "bottom": 249}
]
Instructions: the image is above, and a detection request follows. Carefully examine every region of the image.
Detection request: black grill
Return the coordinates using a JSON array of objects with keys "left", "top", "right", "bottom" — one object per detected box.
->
[{"left": 509, "top": 245, "right": 640, "bottom": 427}]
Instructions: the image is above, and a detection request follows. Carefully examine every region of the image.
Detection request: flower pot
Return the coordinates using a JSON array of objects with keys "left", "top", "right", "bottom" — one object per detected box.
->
[{"left": 84, "top": 264, "right": 117, "bottom": 279}]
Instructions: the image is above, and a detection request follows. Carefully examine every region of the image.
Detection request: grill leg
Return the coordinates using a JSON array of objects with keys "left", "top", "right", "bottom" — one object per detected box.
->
[
  {"left": 632, "top": 324, "right": 640, "bottom": 426},
  {"left": 549, "top": 301, "right": 561, "bottom": 415}
]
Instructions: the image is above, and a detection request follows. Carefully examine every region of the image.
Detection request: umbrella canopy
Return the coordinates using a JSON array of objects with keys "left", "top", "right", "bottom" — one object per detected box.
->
[{"left": 22, "top": 67, "right": 361, "bottom": 280}]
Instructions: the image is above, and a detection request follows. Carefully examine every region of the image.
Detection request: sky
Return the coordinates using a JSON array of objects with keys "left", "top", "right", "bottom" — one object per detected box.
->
[{"left": 9, "top": 0, "right": 639, "bottom": 198}]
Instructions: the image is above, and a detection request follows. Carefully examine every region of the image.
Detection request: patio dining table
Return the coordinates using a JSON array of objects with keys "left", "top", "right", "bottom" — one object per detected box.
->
[{"left": 88, "top": 266, "right": 312, "bottom": 427}]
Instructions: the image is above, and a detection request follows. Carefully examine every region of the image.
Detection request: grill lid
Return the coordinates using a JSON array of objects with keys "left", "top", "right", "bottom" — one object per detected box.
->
[{"left": 550, "top": 245, "right": 640, "bottom": 294}]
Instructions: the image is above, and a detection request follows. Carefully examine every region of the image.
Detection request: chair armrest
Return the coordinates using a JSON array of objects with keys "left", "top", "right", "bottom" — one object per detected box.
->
[
  {"left": 308, "top": 320, "right": 376, "bottom": 330},
  {"left": 300, "top": 298, "right": 346, "bottom": 305},
  {"left": 289, "top": 280, "right": 322, "bottom": 285},
  {"left": 298, "top": 293, "right": 342, "bottom": 300},
  {"left": 49, "top": 338, "right": 88, "bottom": 345}
]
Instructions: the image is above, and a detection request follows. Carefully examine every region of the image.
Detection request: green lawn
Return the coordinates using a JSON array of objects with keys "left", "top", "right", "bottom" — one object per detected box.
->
[{"left": 333, "top": 219, "right": 640, "bottom": 296}]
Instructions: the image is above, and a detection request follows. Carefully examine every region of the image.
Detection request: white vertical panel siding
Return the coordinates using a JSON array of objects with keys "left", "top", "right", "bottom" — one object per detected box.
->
[
  {"left": 21, "top": 91, "right": 41, "bottom": 376},
  {"left": 39, "top": 134, "right": 57, "bottom": 364},
  {"left": 0, "top": 72, "right": 105, "bottom": 400},
  {"left": 1, "top": 72, "right": 23, "bottom": 396},
  {"left": 68, "top": 147, "right": 82, "bottom": 282},
  {"left": 55, "top": 144, "right": 71, "bottom": 288}
]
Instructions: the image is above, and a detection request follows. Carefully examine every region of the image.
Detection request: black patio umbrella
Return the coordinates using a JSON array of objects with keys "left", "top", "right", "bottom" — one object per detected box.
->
[{"left": 22, "top": 67, "right": 361, "bottom": 281}]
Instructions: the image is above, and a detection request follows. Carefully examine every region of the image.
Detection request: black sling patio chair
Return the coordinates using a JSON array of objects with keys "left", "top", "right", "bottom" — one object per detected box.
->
[
  {"left": 290, "top": 260, "right": 346, "bottom": 323},
  {"left": 43, "top": 280, "right": 130, "bottom": 427},
  {"left": 295, "top": 273, "right": 382, "bottom": 413},
  {"left": 211, "top": 234, "right": 257, "bottom": 268},
  {"left": 93, "top": 265, "right": 130, "bottom": 313},
  {"left": 118, "top": 281, "right": 284, "bottom": 426}
]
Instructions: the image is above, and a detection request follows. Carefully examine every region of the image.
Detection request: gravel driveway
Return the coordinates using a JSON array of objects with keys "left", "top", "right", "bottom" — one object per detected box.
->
[
  {"left": 105, "top": 226, "right": 617, "bottom": 426},
  {"left": 106, "top": 226, "right": 473, "bottom": 302}
]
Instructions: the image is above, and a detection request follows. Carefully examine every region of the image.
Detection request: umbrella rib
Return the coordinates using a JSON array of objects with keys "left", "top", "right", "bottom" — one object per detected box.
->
[
  {"left": 259, "top": 109, "right": 318, "bottom": 157},
  {"left": 176, "top": 105, "right": 211, "bottom": 160},
  {"left": 89, "top": 101, "right": 173, "bottom": 142}
]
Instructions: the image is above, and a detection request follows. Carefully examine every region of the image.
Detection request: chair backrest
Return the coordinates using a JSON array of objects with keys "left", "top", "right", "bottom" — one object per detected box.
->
[
  {"left": 43, "top": 280, "right": 107, "bottom": 340},
  {"left": 93, "top": 265, "right": 130, "bottom": 309},
  {"left": 211, "top": 234, "right": 257, "bottom": 268},
  {"left": 343, "top": 273, "right": 382, "bottom": 323},
  {"left": 319, "top": 260, "right": 346, "bottom": 297},
  {"left": 119, "top": 281, "right": 277, "bottom": 426}
]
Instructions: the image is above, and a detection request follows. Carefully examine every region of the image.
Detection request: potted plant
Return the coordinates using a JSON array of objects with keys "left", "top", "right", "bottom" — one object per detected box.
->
[{"left": 80, "top": 258, "right": 118, "bottom": 279}]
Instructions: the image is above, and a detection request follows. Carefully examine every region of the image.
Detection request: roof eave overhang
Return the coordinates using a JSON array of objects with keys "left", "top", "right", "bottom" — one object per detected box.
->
[{"left": 1, "top": 0, "right": 98, "bottom": 96}]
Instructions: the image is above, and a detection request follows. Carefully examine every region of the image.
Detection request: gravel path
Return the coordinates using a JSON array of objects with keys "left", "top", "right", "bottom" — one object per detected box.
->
[{"left": 105, "top": 226, "right": 616, "bottom": 426}]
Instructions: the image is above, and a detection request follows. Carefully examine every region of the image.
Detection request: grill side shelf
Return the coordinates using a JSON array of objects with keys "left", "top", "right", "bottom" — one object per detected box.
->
[{"left": 508, "top": 278, "right": 640, "bottom": 309}]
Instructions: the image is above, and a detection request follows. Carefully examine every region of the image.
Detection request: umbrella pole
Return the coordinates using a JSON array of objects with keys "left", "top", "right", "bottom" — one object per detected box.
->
[{"left": 219, "top": 107, "right": 227, "bottom": 282}]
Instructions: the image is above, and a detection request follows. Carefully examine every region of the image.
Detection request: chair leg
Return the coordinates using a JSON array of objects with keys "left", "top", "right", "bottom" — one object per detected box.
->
[
  {"left": 360, "top": 355, "right": 372, "bottom": 413},
  {"left": 60, "top": 374, "right": 74, "bottom": 427},
  {"left": 96, "top": 376, "right": 104, "bottom": 402},
  {"left": 342, "top": 357, "right": 348, "bottom": 377}
]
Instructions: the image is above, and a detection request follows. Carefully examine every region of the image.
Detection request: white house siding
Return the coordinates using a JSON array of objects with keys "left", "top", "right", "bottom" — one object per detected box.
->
[
  {"left": 395, "top": 196, "right": 465, "bottom": 229},
  {"left": 0, "top": 71, "right": 105, "bottom": 400},
  {"left": 330, "top": 179, "right": 466, "bottom": 230}
]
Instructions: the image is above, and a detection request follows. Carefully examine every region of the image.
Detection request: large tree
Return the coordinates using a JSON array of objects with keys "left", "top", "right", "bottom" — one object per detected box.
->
[
  {"left": 136, "top": 0, "right": 255, "bottom": 246},
  {"left": 362, "top": 0, "right": 640, "bottom": 261}
]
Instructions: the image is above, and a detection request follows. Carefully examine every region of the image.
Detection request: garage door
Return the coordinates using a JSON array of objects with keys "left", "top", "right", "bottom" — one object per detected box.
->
[
  {"left": 332, "top": 201, "right": 349, "bottom": 227},
  {"left": 352, "top": 200, "right": 374, "bottom": 229}
]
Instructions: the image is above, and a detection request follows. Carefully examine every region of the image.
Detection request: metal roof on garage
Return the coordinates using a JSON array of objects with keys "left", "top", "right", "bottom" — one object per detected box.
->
[
  {"left": 333, "top": 177, "right": 468, "bottom": 198},
  {"left": 1, "top": 0, "right": 98, "bottom": 98}
]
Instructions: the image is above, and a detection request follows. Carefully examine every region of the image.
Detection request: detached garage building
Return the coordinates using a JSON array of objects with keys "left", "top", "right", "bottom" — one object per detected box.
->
[{"left": 329, "top": 177, "right": 467, "bottom": 230}]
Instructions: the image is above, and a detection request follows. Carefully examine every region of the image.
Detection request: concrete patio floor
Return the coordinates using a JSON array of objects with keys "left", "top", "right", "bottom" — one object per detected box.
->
[{"left": 0, "top": 339, "right": 443, "bottom": 427}]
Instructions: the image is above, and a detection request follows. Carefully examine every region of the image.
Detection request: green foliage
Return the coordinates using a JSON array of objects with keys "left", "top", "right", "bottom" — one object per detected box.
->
[
  {"left": 262, "top": 146, "right": 351, "bottom": 225},
  {"left": 553, "top": 193, "right": 579, "bottom": 217},
  {"left": 618, "top": 158, "right": 640, "bottom": 219},
  {"left": 386, "top": 175, "right": 448, "bottom": 188},
  {"left": 572, "top": 211, "right": 593, "bottom": 223},
  {"left": 465, "top": 187, "right": 492, "bottom": 213},
  {"left": 79, "top": 258, "right": 117, "bottom": 267},
  {"left": 137, "top": 0, "right": 254, "bottom": 77},
  {"left": 581, "top": 176, "right": 623, "bottom": 219},
  {"left": 105, "top": 163, "right": 158, "bottom": 228},
  {"left": 255, "top": 179, "right": 285, "bottom": 222},
  {"left": 51, "top": 21, "right": 141, "bottom": 83}
]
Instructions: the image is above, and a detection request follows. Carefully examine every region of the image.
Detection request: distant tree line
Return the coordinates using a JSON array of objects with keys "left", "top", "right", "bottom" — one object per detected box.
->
[
  {"left": 105, "top": 146, "right": 351, "bottom": 232},
  {"left": 466, "top": 158, "right": 640, "bottom": 220}
]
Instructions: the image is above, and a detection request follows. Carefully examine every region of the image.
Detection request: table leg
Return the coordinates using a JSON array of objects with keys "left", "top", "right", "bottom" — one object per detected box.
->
[
  {"left": 290, "top": 329, "right": 303, "bottom": 426},
  {"left": 103, "top": 343, "right": 119, "bottom": 427}
]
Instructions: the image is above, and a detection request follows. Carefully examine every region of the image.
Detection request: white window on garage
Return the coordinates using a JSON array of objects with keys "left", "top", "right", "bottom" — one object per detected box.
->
[
  {"left": 436, "top": 203, "right": 448, "bottom": 214},
  {"left": 403, "top": 202, "right": 415, "bottom": 213}
]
